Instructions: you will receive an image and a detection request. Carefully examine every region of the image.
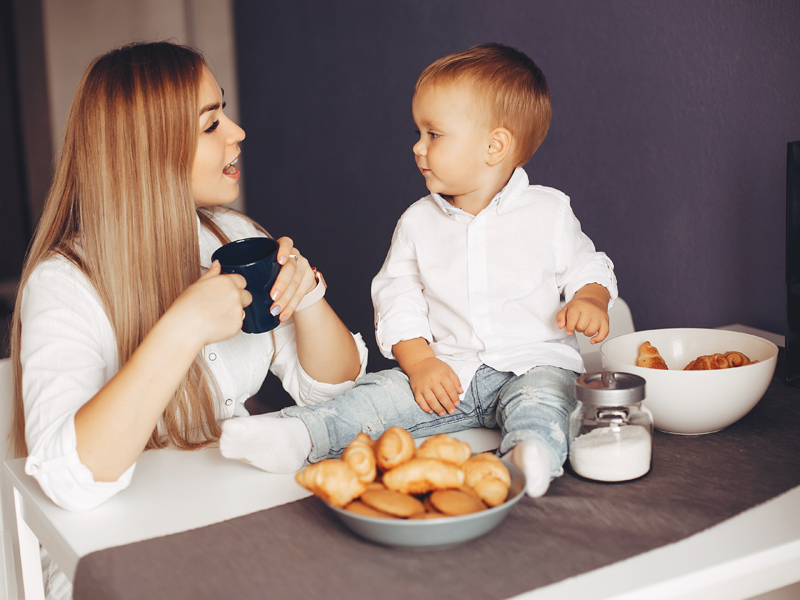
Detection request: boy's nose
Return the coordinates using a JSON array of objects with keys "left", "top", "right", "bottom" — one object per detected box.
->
[{"left": 412, "top": 139, "right": 425, "bottom": 156}]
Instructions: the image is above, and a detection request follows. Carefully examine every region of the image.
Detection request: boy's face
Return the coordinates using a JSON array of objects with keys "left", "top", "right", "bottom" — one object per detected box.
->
[{"left": 412, "top": 83, "right": 493, "bottom": 201}]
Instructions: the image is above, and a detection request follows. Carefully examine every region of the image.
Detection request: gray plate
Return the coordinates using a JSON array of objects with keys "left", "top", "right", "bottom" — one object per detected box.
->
[{"left": 325, "top": 462, "right": 527, "bottom": 550}]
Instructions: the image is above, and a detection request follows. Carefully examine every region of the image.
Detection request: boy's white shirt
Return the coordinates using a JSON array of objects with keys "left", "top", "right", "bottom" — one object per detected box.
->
[
  {"left": 19, "top": 208, "right": 368, "bottom": 511},
  {"left": 372, "top": 167, "right": 618, "bottom": 393}
]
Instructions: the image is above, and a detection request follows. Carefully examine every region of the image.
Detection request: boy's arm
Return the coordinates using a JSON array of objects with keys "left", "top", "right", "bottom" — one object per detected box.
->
[
  {"left": 556, "top": 283, "right": 611, "bottom": 344},
  {"left": 393, "top": 338, "right": 463, "bottom": 417}
]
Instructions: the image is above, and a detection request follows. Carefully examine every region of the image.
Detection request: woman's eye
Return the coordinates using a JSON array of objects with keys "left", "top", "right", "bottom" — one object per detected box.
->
[{"left": 204, "top": 120, "right": 220, "bottom": 134}]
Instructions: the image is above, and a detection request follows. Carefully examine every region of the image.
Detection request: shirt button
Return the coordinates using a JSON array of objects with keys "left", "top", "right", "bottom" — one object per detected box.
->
[
  {"left": 225, "top": 398, "right": 233, "bottom": 406},
  {"left": 209, "top": 353, "right": 217, "bottom": 361}
]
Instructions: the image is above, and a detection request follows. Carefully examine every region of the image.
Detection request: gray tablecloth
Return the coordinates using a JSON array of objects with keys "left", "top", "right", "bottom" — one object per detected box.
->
[{"left": 74, "top": 357, "right": 800, "bottom": 600}]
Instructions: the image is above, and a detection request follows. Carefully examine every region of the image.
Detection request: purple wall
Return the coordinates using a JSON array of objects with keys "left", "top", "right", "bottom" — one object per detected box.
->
[{"left": 233, "top": 0, "right": 800, "bottom": 375}]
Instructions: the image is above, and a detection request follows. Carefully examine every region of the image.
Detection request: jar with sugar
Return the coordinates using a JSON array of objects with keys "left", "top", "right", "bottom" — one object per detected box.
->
[{"left": 569, "top": 372, "right": 652, "bottom": 482}]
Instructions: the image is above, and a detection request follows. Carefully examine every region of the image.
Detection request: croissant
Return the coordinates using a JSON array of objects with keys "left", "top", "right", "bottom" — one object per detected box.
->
[
  {"left": 382, "top": 458, "right": 465, "bottom": 494},
  {"left": 722, "top": 351, "right": 756, "bottom": 367},
  {"left": 342, "top": 433, "right": 377, "bottom": 483},
  {"left": 461, "top": 453, "right": 511, "bottom": 507},
  {"left": 375, "top": 426, "right": 416, "bottom": 471},
  {"left": 684, "top": 353, "right": 730, "bottom": 370},
  {"left": 636, "top": 341, "right": 669, "bottom": 370},
  {"left": 416, "top": 434, "right": 472, "bottom": 466},
  {"left": 295, "top": 459, "right": 367, "bottom": 507}
]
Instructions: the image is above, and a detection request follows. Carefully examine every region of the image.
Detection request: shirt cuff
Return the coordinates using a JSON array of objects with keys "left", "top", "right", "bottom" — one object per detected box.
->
[
  {"left": 25, "top": 450, "right": 135, "bottom": 511},
  {"left": 293, "top": 332, "right": 369, "bottom": 407},
  {"left": 375, "top": 314, "right": 432, "bottom": 359}
]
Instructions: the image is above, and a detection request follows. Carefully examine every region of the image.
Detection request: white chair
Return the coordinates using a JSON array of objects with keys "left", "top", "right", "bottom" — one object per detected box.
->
[
  {"left": 576, "top": 297, "right": 635, "bottom": 372},
  {"left": 0, "top": 357, "right": 19, "bottom": 598},
  {"left": 1, "top": 357, "right": 51, "bottom": 600}
]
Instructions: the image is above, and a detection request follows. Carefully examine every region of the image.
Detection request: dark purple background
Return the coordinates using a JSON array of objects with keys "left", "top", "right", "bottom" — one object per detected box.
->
[{"left": 233, "top": 0, "right": 800, "bottom": 374}]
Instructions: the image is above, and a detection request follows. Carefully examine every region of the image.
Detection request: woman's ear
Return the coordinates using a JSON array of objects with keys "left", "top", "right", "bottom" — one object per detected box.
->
[{"left": 486, "top": 127, "right": 512, "bottom": 166}]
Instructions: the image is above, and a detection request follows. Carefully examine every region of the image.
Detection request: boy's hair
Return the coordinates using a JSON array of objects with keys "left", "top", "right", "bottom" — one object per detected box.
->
[{"left": 416, "top": 43, "right": 551, "bottom": 167}]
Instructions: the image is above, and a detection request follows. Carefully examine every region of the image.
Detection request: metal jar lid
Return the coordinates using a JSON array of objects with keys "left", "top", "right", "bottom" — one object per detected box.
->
[{"left": 575, "top": 372, "right": 646, "bottom": 406}]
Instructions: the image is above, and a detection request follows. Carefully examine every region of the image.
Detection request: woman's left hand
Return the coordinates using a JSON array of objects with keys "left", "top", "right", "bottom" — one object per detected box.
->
[{"left": 269, "top": 236, "right": 317, "bottom": 322}]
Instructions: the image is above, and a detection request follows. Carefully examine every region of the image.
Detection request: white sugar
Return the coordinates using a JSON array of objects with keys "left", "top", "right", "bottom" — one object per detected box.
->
[{"left": 569, "top": 425, "right": 651, "bottom": 482}]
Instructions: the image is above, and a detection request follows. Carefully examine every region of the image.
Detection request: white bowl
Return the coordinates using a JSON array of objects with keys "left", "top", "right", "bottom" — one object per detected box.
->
[{"left": 600, "top": 328, "right": 779, "bottom": 434}]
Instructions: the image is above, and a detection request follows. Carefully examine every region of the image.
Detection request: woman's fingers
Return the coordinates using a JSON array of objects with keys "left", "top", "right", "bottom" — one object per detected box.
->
[
  {"left": 275, "top": 236, "right": 294, "bottom": 265},
  {"left": 269, "top": 246, "right": 315, "bottom": 320}
]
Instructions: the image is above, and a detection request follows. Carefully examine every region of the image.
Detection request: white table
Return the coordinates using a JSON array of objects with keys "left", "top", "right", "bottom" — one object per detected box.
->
[
  {"left": 4, "top": 426, "right": 800, "bottom": 600},
  {"left": 4, "top": 323, "right": 799, "bottom": 599}
]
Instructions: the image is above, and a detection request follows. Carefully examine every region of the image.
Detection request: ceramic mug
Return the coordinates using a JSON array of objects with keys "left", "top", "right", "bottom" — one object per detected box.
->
[{"left": 211, "top": 237, "right": 281, "bottom": 334}]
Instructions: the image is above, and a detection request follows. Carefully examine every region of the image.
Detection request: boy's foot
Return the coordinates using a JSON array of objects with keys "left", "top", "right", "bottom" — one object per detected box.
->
[
  {"left": 510, "top": 437, "right": 553, "bottom": 498},
  {"left": 220, "top": 413, "right": 312, "bottom": 473}
]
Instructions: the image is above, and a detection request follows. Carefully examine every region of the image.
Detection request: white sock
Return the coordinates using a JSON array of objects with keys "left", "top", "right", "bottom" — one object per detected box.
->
[
  {"left": 510, "top": 437, "right": 553, "bottom": 498},
  {"left": 220, "top": 414, "right": 312, "bottom": 473}
]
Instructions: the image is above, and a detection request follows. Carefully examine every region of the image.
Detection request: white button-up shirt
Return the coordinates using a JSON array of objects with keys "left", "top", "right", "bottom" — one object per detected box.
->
[
  {"left": 20, "top": 208, "right": 368, "bottom": 511},
  {"left": 372, "top": 168, "right": 617, "bottom": 392}
]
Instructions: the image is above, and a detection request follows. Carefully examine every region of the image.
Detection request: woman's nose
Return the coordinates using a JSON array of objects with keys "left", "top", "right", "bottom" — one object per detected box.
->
[{"left": 227, "top": 118, "right": 246, "bottom": 143}]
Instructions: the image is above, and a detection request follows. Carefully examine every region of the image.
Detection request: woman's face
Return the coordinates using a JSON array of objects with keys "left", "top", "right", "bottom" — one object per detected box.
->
[{"left": 192, "top": 67, "right": 246, "bottom": 208}]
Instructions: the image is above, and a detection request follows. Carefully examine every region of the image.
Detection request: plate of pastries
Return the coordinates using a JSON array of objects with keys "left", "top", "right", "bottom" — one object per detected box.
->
[{"left": 295, "top": 427, "right": 526, "bottom": 549}]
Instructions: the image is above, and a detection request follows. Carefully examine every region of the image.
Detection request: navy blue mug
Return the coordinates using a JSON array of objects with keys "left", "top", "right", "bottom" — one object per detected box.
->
[{"left": 211, "top": 237, "right": 281, "bottom": 334}]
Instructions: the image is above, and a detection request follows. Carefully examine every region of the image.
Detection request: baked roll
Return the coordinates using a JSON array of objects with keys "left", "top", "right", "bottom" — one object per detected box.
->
[
  {"left": 375, "top": 426, "right": 416, "bottom": 471},
  {"left": 416, "top": 434, "right": 472, "bottom": 466},
  {"left": 382, "top": 458, "right": 465, "bottom": 494},
  {"left": 461, "top": 453, "right": 511, "bottom": 507},
  {"left": 295, "top": 459, "right": 367, "bottom": 507},
  {"left": 636, "top": 341, "right": 669, "bottom": 370},
  {"left": 342, "top": 433, "right": 377, "bottom": 483}
]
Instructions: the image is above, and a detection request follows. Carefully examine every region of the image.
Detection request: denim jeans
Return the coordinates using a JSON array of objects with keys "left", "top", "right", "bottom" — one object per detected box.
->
[{"left": 281, "top": 364, "right": 578, "bottom": 478}]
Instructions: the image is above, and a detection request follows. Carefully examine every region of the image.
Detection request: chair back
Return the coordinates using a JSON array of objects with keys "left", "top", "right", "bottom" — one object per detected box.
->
[
  {"left": 576, "top": 297, "right": 635, "bottom": 371},
  {"left": 0, "top": 358, "right": 17, "bottom": 598}
]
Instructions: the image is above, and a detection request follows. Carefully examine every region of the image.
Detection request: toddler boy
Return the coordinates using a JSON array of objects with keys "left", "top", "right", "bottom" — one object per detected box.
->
[{"left": 221, "top": 43, "right": 617, "bottom": 497}]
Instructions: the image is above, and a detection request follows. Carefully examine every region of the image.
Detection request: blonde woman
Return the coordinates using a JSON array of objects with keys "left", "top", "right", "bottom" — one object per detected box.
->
[{"left": 10, "top": 42, "right": 367, "bottom": 516}]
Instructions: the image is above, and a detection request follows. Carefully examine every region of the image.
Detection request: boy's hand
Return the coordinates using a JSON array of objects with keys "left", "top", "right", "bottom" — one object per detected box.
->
[
  {"left": 557, "top": 283, "right": 611, "bottom": 344},
  {"left": 405, "top": 357, "right": 463, "bottom": 417}
]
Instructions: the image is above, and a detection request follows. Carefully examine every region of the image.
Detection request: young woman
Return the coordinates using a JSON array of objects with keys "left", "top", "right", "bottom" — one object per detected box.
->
[{"left": 10, "top": 41, "right": 367, "bottom": 514}]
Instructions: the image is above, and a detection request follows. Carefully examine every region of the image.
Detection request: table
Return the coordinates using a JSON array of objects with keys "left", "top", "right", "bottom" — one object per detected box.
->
[{"left": 4, "top": 326, "right": 800, "bottom": 600}]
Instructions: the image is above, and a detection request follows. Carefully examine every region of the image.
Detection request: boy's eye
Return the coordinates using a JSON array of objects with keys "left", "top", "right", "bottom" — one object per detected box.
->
[
  {"left": 428, "top": 131, "right": 440, "bottom": 139},
  {"left": 204, "top": 120, "right": 220, "bottom": 134}
]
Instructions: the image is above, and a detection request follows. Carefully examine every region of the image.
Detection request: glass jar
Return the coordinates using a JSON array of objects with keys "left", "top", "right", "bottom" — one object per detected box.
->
[{"left": 569, "top": 372, "right": 653, "bottom": 482}]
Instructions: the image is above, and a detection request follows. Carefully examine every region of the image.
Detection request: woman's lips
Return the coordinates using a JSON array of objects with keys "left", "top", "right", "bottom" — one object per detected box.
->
[{"left": 223, "top": 156, "right": 240, "bottom": 179}]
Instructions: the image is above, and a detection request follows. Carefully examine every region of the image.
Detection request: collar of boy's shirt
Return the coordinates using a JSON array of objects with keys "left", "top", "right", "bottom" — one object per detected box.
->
[{"left": 430, "top": 167, "right": 529, "bottom": 217}]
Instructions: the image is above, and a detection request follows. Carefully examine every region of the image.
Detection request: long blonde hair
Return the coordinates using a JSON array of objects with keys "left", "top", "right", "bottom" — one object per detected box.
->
[{"left": 10, "top": 42, "right": 231, "bottom": 457}]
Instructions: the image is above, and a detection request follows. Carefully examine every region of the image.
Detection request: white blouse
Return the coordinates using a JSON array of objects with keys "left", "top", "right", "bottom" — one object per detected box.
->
[{"left": 19, "top": 209, "right": 368, "bottom": 511}]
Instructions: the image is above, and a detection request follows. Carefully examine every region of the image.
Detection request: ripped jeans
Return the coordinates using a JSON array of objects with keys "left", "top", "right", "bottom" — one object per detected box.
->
[{"left": 281, "top": 364, "right": 578, "bottom": 478}]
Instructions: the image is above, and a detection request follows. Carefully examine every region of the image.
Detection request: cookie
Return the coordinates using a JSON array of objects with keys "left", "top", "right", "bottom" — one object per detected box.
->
[
  {"left": 360, "top": 488, "right": 425, "bottom": 518},
  {"left": 409, "top": 510, "right": 447, "bottom": 520},
  {"left": 429, "top": 489, "right": 487, "bottom": 516},
  {"left": 344, "top": 500, "right": 396, "bottom": 519}
]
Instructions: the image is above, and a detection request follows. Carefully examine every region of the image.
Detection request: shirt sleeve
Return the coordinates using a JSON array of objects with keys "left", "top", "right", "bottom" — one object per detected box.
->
[
  {"left": 371, "top": 218, "right": 433, "bottom": 359},
  {"left": 20, "top": 259, "right": 135, "bottom": 511},
  {"left": 268, "top": 321, "right": 368, "bottom": 406},
  {"left": 555, "top": 203, "right": 619, "bottom": 307}
]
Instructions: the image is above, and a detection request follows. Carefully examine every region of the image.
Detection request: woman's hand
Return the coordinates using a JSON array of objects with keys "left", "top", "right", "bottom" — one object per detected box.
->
[
  {"left": 269, "top": 236, "right": 317, "bottom": 322},
  {"left": 167, "top": 261, "right": 252, "bottom": 348}
]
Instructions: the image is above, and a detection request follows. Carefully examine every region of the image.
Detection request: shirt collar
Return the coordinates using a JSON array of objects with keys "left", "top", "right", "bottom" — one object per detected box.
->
[{"left": 428, "top": 167, "right": 530, "bottom": 216}]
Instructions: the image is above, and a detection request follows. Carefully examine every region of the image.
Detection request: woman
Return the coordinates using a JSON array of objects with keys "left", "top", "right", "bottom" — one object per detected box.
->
[{"left": 10, "top": 41, "right": 366, "bottom": 514}]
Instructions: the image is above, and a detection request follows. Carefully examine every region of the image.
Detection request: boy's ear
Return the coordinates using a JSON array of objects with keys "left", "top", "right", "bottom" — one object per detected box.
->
[{"left": 486, "top": 127, "right": 512, "bottom": 166}]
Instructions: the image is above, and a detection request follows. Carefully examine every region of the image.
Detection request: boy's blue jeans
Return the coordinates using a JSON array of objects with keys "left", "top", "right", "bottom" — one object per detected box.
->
[{"left": 281, "top": 364, "right": 578, "bottom": 478}]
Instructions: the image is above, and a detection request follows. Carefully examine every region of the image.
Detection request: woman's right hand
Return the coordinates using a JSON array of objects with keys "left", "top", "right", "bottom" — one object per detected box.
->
[{"left": 167, "top": 261, "right": 252, "bottom": 347}]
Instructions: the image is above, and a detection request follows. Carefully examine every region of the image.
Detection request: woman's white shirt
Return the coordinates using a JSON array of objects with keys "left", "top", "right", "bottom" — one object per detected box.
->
[{"left": 19, "top": 209, "right": 368, "bottom": 511}]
